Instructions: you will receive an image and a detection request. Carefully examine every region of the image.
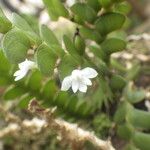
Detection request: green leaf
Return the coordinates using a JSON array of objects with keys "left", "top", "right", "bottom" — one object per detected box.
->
[
  {"left": 63, "top": 35, "right": 82, "bottom": 62},
  {"left": 71, "top": 3, "right": 97, "bottom": 23},
  {"left": 65, "top": 95, "right": 79, "bottom": 114},
  {"left": 96, "top": 78, "right": 113, "bottom": 108},
  {"left": 40, "top": 24, "right": 60, "bottom": 46},
  {"left": 41, "top": 79, "right": 58, "bottom": 100},
  {"left": 25, "top": 70, "right": 42, "bottom": 92},
  {"left": 0, "top": 77, "right": 10, "bottom": 86},
  {"left": 54, "top": 91, "right": 69, "bottom": 109},
  {"left": 124, "top": 144, "right": 139, "bottom": 150},
  {"left": 125, "top": 85, "right": 145, "bottom": 104},
  {"left": 0, "top": 50, "right": 10, "bottom": 73},
  {"left": 2, "top": 29, "right": 31, "bottom": 63},
  {"left": 40, "top": 25, "right": 64, "bottom": 57},
  {"left": 114, "top": 101, "right": 132, "bottom": 124},
  {"left": 110, "top": 58, "right": 127, "bottom": 73},
  {"left": 18, "top": 94, "right": 33, "bottom": 108},
  {"left": 80, "top": 26, "right": 104, "bottom": 43},
  {"left": 98, "top": 0, "right": 112, "bottom": 8},
  {"left": 58, "top": 54, "right": 78, "bottom": 80},
  {"left": 101, "top": 38, "right": 126, "bottom": 54},
  {"left": 75, "top": 101, "right": 91, "bottom": 117},
  {"left": 117, "top": 123, "right": 134, "bottom": 140},
  {"left": 74, "top": 35, "right": 85, "bottom": 55},
  {"left": 53, "top": 0, "right": 69, "bottom": 18},
  {"left": 21, "top": 14, "right": 40, "bottom": 34},
  {"left": 42, "top": 0, "right": 59, "bottom": 20},
  {"left": 127, "top": 108, "right": 150, "bottom": 129},
  {"left": 0, "top": 7, "right": 12, "bottom": 33},
  {"left": 126, "top": 63, "right": 141, "bottom": 80},
  {"left": 95, "top": 12, "right": 125, "bottom": 35},
  {"left": 3, "top": 85, "right": 26, "bottom": 100},
  {"left": 42, "top": 0, "right": 69, "bottom": 20},
  {"left": 114, "top": 2, "right": 131, "bottom": 15},
  {"left": 89, "top": 45, "right": 106, "bottom": 61},
  {"left": 12, "top": 13, "right": 41, "bottom": 45},
  {"left": 35, "top": 44, "right": 57, "bottom": 75},
  {"left": 87, "top": 0, "right": 101, "bottom": 11},
  {"left": 110, "top": 74, "right": 126, "bottom": 91},
  {"left": 132, "top": 132, "right": 150, "bottom": 150}
]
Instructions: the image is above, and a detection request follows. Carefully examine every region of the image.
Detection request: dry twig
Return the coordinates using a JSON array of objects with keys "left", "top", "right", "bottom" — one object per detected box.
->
[{"left": 28, "top": 100, "right": 116, "bottom": 150}]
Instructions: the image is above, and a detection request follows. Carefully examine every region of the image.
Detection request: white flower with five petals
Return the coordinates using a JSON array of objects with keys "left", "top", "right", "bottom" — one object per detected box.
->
[
  {"left": 61, "top": 67, "right": 98, "bottom": 93},
  {"left": 14, "top": 59, "right": 36, "bottom": 81}
]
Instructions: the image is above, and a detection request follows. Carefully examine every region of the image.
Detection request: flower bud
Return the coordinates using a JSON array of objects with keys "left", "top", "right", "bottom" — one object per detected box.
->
[{"left": 74, "top": 35, "right": 85, "bottom": 55}]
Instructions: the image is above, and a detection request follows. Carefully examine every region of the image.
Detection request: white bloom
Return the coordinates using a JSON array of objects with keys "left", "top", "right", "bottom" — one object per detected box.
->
[
  {"left": 66, "top": 0, "right": 75, "bottom": 7},
  {"left": 145, "top": 100, "right": 150, "bottom": 112},
  {"left": 14, "top": 59, "right": 36, "bottom": 81},
  {"left": 61, "top": 67, "right": 98, "bottom": 93}
]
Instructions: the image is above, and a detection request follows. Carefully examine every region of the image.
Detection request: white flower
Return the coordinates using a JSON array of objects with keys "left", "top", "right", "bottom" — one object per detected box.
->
[
  {"left": 145, "top": 100, "right": 150, "bottom": 112},
  {"left": 61, "top": 67, "right": 98, "bottom": 93},
  {"left": 14, "top": 59, "right": 36, "bottom": 81}
]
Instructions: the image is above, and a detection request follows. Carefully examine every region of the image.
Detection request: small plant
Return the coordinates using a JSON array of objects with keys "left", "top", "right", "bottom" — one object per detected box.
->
[{"left": 0, "top": 0, "right": 149, "bottom": 150}]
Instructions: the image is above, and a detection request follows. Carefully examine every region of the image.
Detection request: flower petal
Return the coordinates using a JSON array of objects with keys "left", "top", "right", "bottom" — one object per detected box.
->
[
  {"left": 14, "top": 72, "right": 26, "bottom": 81},
  {"left": 19, "top": 59, "right": 35, "bottom": 70},
  {"left": 61, "top": 76, "right": 72, "bottom": 91},
  {"left": 79, "top": 84, "right": 87, "bottom": 93},
  {"left": 82, "top": 77, "right": 92, "bottom": 86},
  {"left": 81, "top": 67, "right": 98, "bottom": 78},
  {"left": 72, "top": 79, "right": 79, "bottom": 93},
  {"left": 13, "top": 70, "right": 22, "bottom": 76}
]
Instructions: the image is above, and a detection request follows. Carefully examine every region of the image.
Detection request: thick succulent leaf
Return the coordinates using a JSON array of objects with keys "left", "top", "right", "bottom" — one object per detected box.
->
[
  {"left": 117, "top": 123, "right": 134, "bottom": 140},
  {"left": 71, "top": 3, "right": 97, "bottom": 23},
  {"left": 86, "top": 0, "right": 101, "bottom": 11},
  {"left": 94, "top": 78, "right": 113, "bottom": 108},
  {"left": 18, "top": 94, "right": 33, "bottom": 108},
  {"left": 126, "top": 63, "right": 141, "bottom": 80},
  {"left": 3, "top": 85, "right": 26, "bottom": 100},
  {"left": 25, "top": 70, "right": 42, "bottom": 92},
  {"left": 42, "top": 0, "right": 69, "bottom": 20},
  {"left": 95, "top": 12, "right": 125, "bottom": 35},
  {"left": 75, "top": 101, "right": 92, "bottom": 117},
  {"left": 89, "top": 45, "right": 106, "bottom": 61},
  {"left": 132, "top": 132, "right": 150, "bottom": 150},
  {"left": 114, "top": 2, "right": 131, "bottom": 15},
  {"left": 80, "top": 26, "right": 104, "bottom": 43},
  {"left": 101, "top": 38, "right": 126, "bottom": 54},
  {"left": 74, "top": 35, "right": 85, "bottom": 55},
  {"left": 40, "top": 24, "right": 60, "bottom": 46},
  {"left": 54, "top": 91, "right": 70, "bottom": 109},
  {"left": 110, "top": 74, "right": 126, "bottom": 91},
  {"left": 21, "top": 14, "right": 40, "bottom": 34},
  {"left": 65, "top": 95, "right": 79, "bottom": 114},
  {"left": 127, "top": 108, "right": 150, "bottom": 129},
  {"left": 114, "top": 101, "right": 132, "bottom": 124},
  {"left": 35, "top": 44, "right": 57, "bottom": 75},
  {"left": 41, "top": 79, "right": 58, "bottom": 100},
  {"left": 0, "top": 50, "right": 10, "bottom": 73},
  {"left": 0, "top": 7, "right": 12, "bottom": 33},
  {"left": 58, "top": 54, "right": 79, "bottom": 80},
  {"left": 98, "top": 0, "right": 112, "bottom": 8},
  {"left": 0, "top": 77, "right": 10, "bottom": 86},
  {"left": 124, "top": 85, "right": 145, "bottom": 104},
  {"left": 2, "top": 29, "right": 31, "bottom": 63},
  {"left": 63, "top": 35, "right": 82, "bottom": 62},
  {"left": 12, "top": 13, "right": 41, "bottom": 45},
  {"left": 40, "top": 25, "right": 64, "bottom": 57},
  {"left": 124, "top": 144, "right": 139, "bottom": 150}
]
